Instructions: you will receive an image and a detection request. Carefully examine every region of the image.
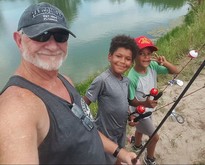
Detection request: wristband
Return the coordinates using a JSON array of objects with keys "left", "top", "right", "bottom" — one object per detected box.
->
[{"left": 113, "top": 146, "right": 122, "bottom": 157}]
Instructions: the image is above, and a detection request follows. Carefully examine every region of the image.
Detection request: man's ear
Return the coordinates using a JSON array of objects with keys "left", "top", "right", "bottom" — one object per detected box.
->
[
  {"left": 13, "top": 31, "right": 25, "bottom": 54},
  {"left": 13, "top": 32, "right": 22, "bottom": 49}
]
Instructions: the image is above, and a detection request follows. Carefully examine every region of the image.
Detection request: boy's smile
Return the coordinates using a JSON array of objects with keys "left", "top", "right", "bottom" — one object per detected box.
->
[
  {"left": 135, "top": 47, "right": 153, "bottom": 73},
  {"left": 108, "top": 47, "right": 133, "bottom": 78}
]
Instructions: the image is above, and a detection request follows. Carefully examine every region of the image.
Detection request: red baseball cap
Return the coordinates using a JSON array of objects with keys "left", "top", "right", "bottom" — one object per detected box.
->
[{"left": 134, "top": 36, "right": 158, "bottom": 52}]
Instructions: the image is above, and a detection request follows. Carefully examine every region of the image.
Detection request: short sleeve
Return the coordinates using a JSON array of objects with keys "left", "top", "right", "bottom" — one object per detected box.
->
[
  {"left": 150, "top": 61, "right": 169, "bottom": 74},
  {"left": 85, "top": 75, "right": 104, "bottom": 102}
]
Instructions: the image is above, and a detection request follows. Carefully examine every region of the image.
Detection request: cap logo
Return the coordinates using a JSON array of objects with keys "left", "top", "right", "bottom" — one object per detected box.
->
[
  {"left": 138, "top": 37, "right": 152, "bottom": 45},
  {"left": 17, "top": 2, "right": 76, "bottom": 38},
  {"left": 32, "top": 7, "right": 63, "bottom": 22}
]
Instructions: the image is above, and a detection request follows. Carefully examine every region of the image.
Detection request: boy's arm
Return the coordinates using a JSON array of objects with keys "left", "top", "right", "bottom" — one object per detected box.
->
[
  {"left": 83, "top": 75, "right": 104, "bottom": 106},
  {"left": 163, "top": 60, "right": 179, "bottom": 74},
  {"left": 129, "top": 97, "right": 157, "bottom": 108},
  {"left": 83, "top": 96, "right": 92, "bottom": 106},
  {"left": 128, "top": 79, "right": 157, "bottom": 108},
  {"left": 152, "top": 54, "right": 179, "bottom": 74}
]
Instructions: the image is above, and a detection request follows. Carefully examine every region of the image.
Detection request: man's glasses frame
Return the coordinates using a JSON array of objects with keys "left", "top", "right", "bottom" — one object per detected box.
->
[{"left": 20, "top": 30, "right": 69, "bottom": 43}]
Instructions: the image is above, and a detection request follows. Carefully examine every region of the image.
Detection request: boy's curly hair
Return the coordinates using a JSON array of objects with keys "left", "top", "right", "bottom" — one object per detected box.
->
[{"left": 109, "top": 34, "right": 139, "bottom": 61}]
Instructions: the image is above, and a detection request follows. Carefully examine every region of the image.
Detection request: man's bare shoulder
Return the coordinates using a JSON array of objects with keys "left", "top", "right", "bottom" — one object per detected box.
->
[
  {"left": 1, "top": 86, "right": 44, "bottom": 110},
  {"left": 0, "top": 86, "right": 46, "bottom": 124}
]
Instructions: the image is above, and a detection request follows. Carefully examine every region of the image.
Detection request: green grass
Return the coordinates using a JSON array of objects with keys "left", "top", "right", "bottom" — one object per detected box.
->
[{"left": 76, "top": 0, "right": 205, "bottom": 115}]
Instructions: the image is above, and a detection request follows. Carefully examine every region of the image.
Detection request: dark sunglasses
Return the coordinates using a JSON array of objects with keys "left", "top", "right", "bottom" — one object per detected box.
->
[{"left": 30, "top": 31, "right": 69, "bottom": 43}]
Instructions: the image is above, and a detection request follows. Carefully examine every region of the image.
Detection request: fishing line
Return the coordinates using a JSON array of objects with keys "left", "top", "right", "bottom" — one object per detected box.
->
[
  {"left": 161, "top": 42, "right": 205, "bottom": 92},
  {"left": 153, "top": 84, "right": 205, "bottom": 112},
  {"left": 135, "top": 59, "right": 205, "bottom": 160},
  {"left": 162, "top": 58, "right": 192, "bottom": 92}
]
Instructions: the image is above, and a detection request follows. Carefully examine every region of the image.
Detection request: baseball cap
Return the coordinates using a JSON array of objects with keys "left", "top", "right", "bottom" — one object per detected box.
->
[
  {"left": 134, "top": 36, "right": 158, "bottom": 52},
  {"left": 17, "top": 2, "right": 76, "bottom": 38}
]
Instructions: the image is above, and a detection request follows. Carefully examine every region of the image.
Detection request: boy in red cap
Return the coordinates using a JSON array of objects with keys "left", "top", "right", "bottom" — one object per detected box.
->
[{"left": 128, "top": 36, "right": 179, "bottom": 165}]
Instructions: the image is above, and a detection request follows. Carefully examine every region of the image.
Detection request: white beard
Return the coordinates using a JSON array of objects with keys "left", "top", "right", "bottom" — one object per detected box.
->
[{"left": 22, "top": 51, "right": 67, "bottom": 71}]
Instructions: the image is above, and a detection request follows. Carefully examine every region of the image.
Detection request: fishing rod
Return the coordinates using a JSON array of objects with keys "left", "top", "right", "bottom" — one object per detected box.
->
[
  {"left": 162, "top": 52, "right": 195, "bottom": 92},
  {"left": 136, "top": 86, "right": 204, "bottom": 124},
  {"left": 161, "top": 42, "right": 205, "bottom": 92},
  {"left": 153, "top": 84, "right": 205, "bottom": 112},
  {"left": 135, "top": 59, "right": 205, "bottom": 160}
]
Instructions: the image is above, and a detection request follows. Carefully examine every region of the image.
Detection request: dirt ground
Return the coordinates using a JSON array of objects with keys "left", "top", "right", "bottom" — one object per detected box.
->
[{"left": 126, "top": 59, "right": 205, "bottom": 164}]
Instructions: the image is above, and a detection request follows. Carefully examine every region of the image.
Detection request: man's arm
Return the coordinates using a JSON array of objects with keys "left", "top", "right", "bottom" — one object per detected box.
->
[
  {"left": 0, "top": 88, "right": 47, "bottom": 164},
  {"left": 98, "top": 131, "right": 140, "bottom": 164}
]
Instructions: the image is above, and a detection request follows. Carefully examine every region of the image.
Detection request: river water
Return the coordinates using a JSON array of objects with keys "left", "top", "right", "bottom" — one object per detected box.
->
[{"left": 0, "top": 0, "right": 189, "bottom": 89}]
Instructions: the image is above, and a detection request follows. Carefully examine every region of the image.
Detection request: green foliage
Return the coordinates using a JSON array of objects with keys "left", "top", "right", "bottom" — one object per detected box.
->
[
  {"left": 75, "top": 71, "right": 105, "bottom": 117},
  {"left": 155, "top": 0, "right": 205, "bottom": 86},
  {"left": 136, "top": 0, "right": 187, "bottom": 10},
  {"left": 75, "top": 76, "right": 94, "bottom": 96}
]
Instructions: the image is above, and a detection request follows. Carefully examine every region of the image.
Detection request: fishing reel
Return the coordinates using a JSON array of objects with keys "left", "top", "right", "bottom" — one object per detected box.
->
[
  {"left": 128, "top": 105, "right": 152, "bottom": 122},
  {"left": 143, "top": 88, "right": 163, "bottom": 100},
  {"left": 128, "top": 88, "right": 163, "bottom": 123},
  {"left": 168, "top": 79, "right": 184, "bottom": 86}
]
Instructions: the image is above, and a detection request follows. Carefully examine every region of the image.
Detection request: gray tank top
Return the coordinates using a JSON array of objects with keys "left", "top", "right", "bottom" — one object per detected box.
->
[{"left": 0, "top": 74, "right": 106, "bottom": 164}]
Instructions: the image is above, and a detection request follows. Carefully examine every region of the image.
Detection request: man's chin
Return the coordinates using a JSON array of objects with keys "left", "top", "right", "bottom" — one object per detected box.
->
[{"left": 38, "top": 65, "right": 61, "bottom": 71}]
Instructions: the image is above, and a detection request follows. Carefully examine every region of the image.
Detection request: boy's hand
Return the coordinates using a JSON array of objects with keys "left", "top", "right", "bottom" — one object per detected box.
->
[
  {"left": 151, "top": 52, "right": 179, "bottom": 74},
  {"left": 144, "top": 96, "right": 158, "bottom": 108},
  {"left": 151, "top": 53, "right": 167, "bottom": 66},
  {"left": 128, "top": 115, "right": 139, "bottom": 127}
]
